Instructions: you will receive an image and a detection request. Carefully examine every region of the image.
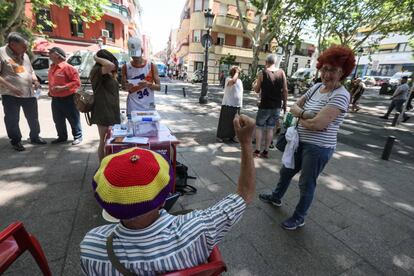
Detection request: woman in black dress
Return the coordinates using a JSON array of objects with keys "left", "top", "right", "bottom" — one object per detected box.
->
[{"left": 90, "top": 50, "right": 120, "bottom": 162}]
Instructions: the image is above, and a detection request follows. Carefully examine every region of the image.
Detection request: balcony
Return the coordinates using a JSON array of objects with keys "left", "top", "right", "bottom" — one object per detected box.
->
[
  {"left": 105, "top": 2, "right": 130, "bottom": 24},
  {"left": 214, "top": 15, "right": 256, "bottom": 32}
]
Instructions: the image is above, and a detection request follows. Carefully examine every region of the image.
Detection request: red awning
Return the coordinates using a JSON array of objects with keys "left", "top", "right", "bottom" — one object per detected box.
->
[{"left": 32, "top": 38, "right": 99, "bottom": 55}]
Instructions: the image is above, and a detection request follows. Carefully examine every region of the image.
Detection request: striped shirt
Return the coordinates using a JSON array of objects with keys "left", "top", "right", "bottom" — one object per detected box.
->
[
  {"left": 80, "top": 194, "right": 246, "bottom": 275},
  {"left": 298, "top": 84, "right": 350, "bottom": 148}
]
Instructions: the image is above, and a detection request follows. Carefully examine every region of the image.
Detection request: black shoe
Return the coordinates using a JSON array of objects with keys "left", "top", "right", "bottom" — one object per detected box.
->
[
  {"left": 269, "top": 141, "right": 275, "bottom": 149},
  {"left": 12, "top": 142, "right": 25, "bottom": 152},
  {"left": 379, "top": 115, "right": 388, "bottom": 119},
  {"left": 51, "top": 138, "right": 67, "bottom": 144},
  {"left": 30, "top": 137, "right": 47, "bottom": 145},
  {"left": 72, "top": 138, "right": 83, "bottom": 145},
  {"left": 259, "top": 194, "right": 282, "bottom": 207},
  {"left": 402, "top": 116, "right": 410, "bottom": 123},
  {"left": 281, "top": 216, "right": 305, "bottom": 230}
]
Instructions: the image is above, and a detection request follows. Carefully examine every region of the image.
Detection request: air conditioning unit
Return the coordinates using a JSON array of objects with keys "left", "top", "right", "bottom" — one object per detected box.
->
[{"left": 101, "top": 29, "right": 110, "bottom": 38}]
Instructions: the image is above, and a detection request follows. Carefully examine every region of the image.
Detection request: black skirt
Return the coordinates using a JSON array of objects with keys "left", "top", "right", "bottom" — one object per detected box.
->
[{"left": 216, "top": 105, "right": 240, "bottom": 139}]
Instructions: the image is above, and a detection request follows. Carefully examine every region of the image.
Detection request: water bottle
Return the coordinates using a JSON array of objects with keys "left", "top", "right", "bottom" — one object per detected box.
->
[
  {"left": 127, "top": 117, "right": 134, "bottom": 137},
  {"left": 284, "top": 112, "right": 294, "bottom": 128},
  {"left": 34, "top": 88, "right": 41, "bottom": 98},
  {"left": 120, "top": 110, "right": 127, "bottom": 130}
]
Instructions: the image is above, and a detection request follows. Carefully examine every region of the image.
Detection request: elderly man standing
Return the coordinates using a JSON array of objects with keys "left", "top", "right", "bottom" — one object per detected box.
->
[
  {"left": 253, "top": 54, "right": 288, "bottom": 158},
  {"left": 48, "top": 47, "right": 82, "bottom": 145},
  {"left": 81, "top": 114, "right": 256, "bottom": 275},
  {"left": 0, "top": 32, "right": 46, "bottom": 151}
]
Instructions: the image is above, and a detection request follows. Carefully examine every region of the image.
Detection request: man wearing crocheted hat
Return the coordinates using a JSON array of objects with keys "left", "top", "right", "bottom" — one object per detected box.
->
[{"left": 80, "top": 114, "right": 256, "bottom": 275}]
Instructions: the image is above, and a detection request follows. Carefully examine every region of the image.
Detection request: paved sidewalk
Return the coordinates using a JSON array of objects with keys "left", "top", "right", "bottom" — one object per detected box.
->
[{"left": 0, "top": 83, "right": 413, "bottom": 275}]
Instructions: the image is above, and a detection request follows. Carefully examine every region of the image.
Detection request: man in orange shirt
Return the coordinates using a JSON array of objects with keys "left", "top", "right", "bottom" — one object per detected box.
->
[{"left": 48, "top": 47, "right": 82, "bottom": 145}]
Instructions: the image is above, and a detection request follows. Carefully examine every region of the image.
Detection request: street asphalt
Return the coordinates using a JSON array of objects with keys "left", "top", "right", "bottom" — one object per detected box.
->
[{"left": 0, "top": 79, "right": 413, "bottom": 275}]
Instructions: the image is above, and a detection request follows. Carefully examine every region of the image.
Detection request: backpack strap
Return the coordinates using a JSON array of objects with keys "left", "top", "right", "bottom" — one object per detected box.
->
[{"left": 106, "top": 232, "right": 137, "bottom": 276}]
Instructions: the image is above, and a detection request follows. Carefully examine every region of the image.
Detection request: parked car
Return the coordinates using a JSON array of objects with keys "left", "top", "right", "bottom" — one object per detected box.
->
[
  {"left": 156, "top": 63, "right": 167, "bottom": 77},
  {"left": 290, "top": 68, "right": 316, "bottom": 81},
  {"left": 32, "top": 56, "right": 50, "bottom": 83},
  {"left": 361, "top": 76, "right": 376, "bottom": 86},
  {"left": 389, "top": 71, "right": 413, "bottom": 88}
]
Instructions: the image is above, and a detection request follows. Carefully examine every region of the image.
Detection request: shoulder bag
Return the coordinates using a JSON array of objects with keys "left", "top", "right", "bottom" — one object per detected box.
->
[
  {"left": 276, "top": 83, "right": 323, "bottom": 152},
  {"left": 74, "top": 78, "right": 94, "bottom": 125}
]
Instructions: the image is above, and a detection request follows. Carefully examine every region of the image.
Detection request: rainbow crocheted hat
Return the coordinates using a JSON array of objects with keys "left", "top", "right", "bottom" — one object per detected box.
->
[{"left": 92, "top": 147, "right": 171, "bottom": 220}]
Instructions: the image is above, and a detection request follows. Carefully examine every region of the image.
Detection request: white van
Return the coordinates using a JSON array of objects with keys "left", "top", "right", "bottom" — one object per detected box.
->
[
  {"left": 69, "top": 50, "right": 130, "bottom": 83},
  {"left": 32, "top": 54, "right": 81, "bottom": 83}
]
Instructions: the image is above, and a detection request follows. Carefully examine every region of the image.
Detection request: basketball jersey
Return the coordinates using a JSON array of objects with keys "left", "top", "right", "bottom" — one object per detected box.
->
[{"left": 126, "top": 61, "right": 155, "bottom": 114}]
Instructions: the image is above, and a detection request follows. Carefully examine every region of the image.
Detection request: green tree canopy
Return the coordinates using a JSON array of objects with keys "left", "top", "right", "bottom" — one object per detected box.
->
[
  {"left": 313, "top": 0, "right": 414, "bottom": 52},
  {"left": 236, "top": 0, "right": 316, "bottom": 75}
]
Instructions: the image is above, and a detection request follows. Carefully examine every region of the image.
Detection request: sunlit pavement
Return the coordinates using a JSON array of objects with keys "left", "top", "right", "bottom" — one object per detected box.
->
[{"left": 0, "top": 82, "right": 413, "bottom": 275}]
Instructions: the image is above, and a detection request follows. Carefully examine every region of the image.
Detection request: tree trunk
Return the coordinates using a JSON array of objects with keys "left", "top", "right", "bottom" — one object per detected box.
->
[
  {"left": 251, "top": 45, "right": 261, "bottom": 75},
  {"left": 0, "top": 0, "right": 26, "bottom": 46}
]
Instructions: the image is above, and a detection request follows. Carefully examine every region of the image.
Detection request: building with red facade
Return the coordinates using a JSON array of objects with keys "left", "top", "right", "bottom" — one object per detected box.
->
[{"left": 26, "top": 0, "right": 143, "bottom": 55}]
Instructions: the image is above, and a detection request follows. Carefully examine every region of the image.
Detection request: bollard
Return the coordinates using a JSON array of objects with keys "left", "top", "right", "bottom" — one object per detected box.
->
[
  {"left": 164, "top": 85, "right": 168, "bottom": 94},
  {"left": 182, "top": 87, "right": 186, "bottom": 97},
  {"left": 391, "top": 112, "right": 399, "bottom": 126},
  {"left": 381, "top": 136, "right": 396, "bottom": 160}
]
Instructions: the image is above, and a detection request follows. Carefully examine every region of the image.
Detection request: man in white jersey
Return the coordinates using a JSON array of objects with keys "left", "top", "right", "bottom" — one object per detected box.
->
[
  {"left": 80, "top": 115, "right": 256, "bottom": 275},
  {"left": 121, "top": 37, "right": 161, "bottom": 114}
]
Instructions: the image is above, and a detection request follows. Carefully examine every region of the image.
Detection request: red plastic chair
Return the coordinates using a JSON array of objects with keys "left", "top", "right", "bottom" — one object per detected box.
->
[
  {"left": 163, "top": 246, "right": 227, "bottom": 276},
  {"left": 0, "top": 222, "right": 52, "bottom": 276}
]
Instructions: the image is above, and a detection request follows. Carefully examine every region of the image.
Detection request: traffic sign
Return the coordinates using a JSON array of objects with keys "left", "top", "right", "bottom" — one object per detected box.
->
[{"left": 201, "top": 34, "right": 212, "bottom": 48}]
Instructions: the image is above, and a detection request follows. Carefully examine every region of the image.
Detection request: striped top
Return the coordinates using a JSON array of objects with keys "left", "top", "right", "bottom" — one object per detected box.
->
[
  {"left": 80, "top": 194, "right": 246, "bottom": 276},
  {"left": 298, "top": 84, "right": 350, "bottom": 148}
]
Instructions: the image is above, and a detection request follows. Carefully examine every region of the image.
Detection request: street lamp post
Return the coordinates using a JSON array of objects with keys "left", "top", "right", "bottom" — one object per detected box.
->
[
  {"left": 353, "top": 48, "right": 364, "bottom": 79},
  {"left": 199, "top": 9, "right": 215, "bottom": 104}
]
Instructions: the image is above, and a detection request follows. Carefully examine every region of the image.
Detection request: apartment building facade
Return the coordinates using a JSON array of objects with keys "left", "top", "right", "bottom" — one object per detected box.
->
[
  {"left": 356, "top": 33, "right": 413, "bottom": 78},
  {"left": 26, "top": 0, "right": 143, "bottom": 55},
  {"left": 170, "top": 0, "right": 276, "bottom": 84}
]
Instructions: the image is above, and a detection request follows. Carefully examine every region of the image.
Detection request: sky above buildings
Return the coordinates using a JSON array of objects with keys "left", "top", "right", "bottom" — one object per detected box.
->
[{"left": 140, "top": 0, "right": 186, "bottom": 54}]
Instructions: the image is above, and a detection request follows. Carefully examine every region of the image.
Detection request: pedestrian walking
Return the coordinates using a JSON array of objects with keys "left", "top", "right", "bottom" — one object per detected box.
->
[
  {"left": 89, "top": 49, "right": 120, "bottom": 162},
  {"left": 350, "top": 78, "right": 366, "bottom": 112},
  {"left": 380, "top": 76, "right": 410, "bottom": 122},
  {"left": 80, "top": 115, "right": 256, "bottom": 275},
  {"left": 47, "top": 47, "right": 82, "bottom": 145},
  {"left": 253, "top": 54, "right": 288, "bottom": 158},
  {"left": 406, "top": 85, "right": 414, "bottom": 111},
  {"left": 122, "top": 37, "right": 161, "bottom": 114},
  {"left": 259, "top": 45, "right": 354, "bottom": 230},
  {"left": 219, "top": 70, "right": 225, "bottom": 88},
  {"left": 216, "top": 66, "right": 243, "bottom": 143},
  {"left": 0, "top": 32, "right": 46, "bottom": 151}
]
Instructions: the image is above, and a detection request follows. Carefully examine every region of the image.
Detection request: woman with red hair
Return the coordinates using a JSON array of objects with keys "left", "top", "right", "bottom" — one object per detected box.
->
[{"left": 259, "top": 45, "right": 355, "bottom": 230}]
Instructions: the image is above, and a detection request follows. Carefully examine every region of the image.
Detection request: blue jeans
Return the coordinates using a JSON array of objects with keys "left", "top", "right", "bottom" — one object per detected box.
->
[
  {"left": 256, "top": 108, "right": 280, "bottom": 128},
  {"left": 51, "top": 94, "right": 82, "bottom": 139},
  {"left": 272, "top": 142, "right": 334, "bottom": 220},
  {"left": 2, "top": 95, "right": 41, "bottom": 144},
  {"left": 384, "top": 99, "right": 408, "bottom": 120}
]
